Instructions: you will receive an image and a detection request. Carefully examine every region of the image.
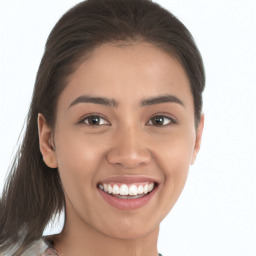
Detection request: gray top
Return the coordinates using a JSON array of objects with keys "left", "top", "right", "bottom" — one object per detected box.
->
[{"left": 5, "top": 239, "right": 162, "bottom": 256}]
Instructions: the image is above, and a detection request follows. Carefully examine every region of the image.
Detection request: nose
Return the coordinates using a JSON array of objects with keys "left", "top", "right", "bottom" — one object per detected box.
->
[{"left": 107, "top": 128, "right": 152, "bottom": 169}]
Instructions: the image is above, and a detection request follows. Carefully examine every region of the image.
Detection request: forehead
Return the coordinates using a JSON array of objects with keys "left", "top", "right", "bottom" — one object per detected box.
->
[{"left": 58, "top": 42, "right": 193, "bottom": 109}]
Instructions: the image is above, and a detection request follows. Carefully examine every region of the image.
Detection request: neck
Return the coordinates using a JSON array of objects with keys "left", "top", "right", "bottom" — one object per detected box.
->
[{"left": 52, "top": 209, "right": 159, "bottom": 256}]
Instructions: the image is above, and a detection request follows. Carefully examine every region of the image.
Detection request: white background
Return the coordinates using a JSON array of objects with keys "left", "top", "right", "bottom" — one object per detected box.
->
[{"left": 0, "top": 0, "right": 256, "bottom": 255}]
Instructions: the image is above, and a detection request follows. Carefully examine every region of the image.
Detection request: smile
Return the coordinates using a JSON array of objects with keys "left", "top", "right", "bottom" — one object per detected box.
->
[
  {"left": 97, "top": 178, "right": 158, "bottom": 210},
  {"left": 98, "top": 182, "right": 155, "bottom": 199}
]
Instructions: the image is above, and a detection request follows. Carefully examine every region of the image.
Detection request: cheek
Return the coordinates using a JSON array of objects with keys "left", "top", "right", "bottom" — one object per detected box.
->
[
  {"left": 151, "top": 128, "right": 195, "bottom": 212},
  {"left": 55, "top": 127, "right": 106, "bottom": 167},
  {"left": 54, "top": 129, "right": 108, "bottom": 196},
  {"left": 152, "top": 127, "right": 196, "bottom": 173}
]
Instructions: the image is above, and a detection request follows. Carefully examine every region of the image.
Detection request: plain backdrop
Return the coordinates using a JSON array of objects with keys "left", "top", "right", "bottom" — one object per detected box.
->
[{"left": 0, "top": 0, "right": 256, "bottom": 255}]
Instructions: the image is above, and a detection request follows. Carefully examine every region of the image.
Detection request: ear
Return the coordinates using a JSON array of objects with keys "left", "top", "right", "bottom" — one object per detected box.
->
[
  {"left": 191, "top": 114, "right": 204, "bottom": 164},
  {"left": 38, "top": 113, "right": 58, "bottom": 168}
]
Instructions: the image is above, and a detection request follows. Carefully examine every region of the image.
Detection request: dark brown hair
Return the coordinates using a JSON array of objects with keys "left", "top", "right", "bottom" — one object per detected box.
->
[{"left": 0, "top": 0, "right": 205, "bottom": 254}]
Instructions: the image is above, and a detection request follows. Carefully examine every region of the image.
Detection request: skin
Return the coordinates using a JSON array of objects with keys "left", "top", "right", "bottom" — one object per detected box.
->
[{"left": 38, "top": 42, "right": 204, "bottom": 256}]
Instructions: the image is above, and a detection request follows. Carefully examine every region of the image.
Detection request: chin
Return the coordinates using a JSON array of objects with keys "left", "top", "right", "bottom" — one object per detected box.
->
[{"left": 97, "top": 215, "right": 159, "bottom": 241}]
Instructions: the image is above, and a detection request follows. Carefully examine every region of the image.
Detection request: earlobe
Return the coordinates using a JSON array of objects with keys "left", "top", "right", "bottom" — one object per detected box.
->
[
  {"left": 38, "top": 113, "right": 58, "bottom": 168},
  {"left": 191, "top": 114, "right": 204, "bottom": 165}
]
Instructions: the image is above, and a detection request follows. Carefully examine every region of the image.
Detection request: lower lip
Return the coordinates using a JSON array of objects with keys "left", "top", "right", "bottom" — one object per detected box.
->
[{"left": 98, "top": 185, "right": 158, "bottom": 211}]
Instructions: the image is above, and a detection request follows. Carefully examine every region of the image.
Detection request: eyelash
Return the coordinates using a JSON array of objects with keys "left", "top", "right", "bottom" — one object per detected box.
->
[
  {"left": 146, "top": 115, "right": 176, "bottom": 126},
  {"left": 78, "top": 114, "right": 110, "bottom": 126},
  {"left": 78, "top": 114, "right": 176, "bottom": 127}
]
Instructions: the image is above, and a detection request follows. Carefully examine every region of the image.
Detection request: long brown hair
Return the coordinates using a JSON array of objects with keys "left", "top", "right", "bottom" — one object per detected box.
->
[{"left": 0, "top": 0, "right": 205, "bottom": 254}]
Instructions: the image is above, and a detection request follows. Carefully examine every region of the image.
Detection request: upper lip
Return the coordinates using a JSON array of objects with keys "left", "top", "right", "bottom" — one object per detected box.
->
[{"left": 98, "top": 175, "right": 160, "bottom": 184}]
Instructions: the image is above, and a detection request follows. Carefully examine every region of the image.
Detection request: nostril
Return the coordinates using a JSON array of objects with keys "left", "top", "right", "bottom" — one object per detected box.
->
[
  {"left": 106, "top": 148, "right": 152, "bottom": 169},
  {"left": 121, "top": 161, "right": 143, "bottom": 169}
]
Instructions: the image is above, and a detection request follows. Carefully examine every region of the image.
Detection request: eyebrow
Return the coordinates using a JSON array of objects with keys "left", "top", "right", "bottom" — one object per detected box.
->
[
  {"left": 69, "top": 95, "right": 118, "bottom": 108},
  {"left": 140, "top": 95, "right": 185, "bottom": 107},
  {"left": 68, "top": 94, "right": 184, "bottom": 109}
]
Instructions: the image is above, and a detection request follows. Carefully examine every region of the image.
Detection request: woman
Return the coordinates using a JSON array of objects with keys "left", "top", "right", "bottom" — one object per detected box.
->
[{"left": 0, "top": 0, "right": 205, "bottom": 255}]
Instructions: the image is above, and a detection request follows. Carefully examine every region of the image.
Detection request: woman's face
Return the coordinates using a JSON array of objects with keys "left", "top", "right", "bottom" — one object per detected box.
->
[{"left": 39, "top": 42, "right": 203, "bottom": 239}]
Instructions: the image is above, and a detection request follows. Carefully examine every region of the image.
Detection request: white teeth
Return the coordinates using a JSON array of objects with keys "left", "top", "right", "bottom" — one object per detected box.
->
[
  {"left": 120, "top": 184, "right": 129, "bottom": 195},
  {"left": 129, "top": 185, "right": 138, "bottom": 195},
  {"left": 143, "top": 184, "right": 149, "bottom": 194},
  {"left": 107, "top": 184, "right": 112, "bottom": 194},
  {"left": 117, "top": 194, "right": 145, "bottom": 199},
  {"left": 112, "top": 184, "right": 120, "bottom": 195},
  {"left": 137, "top": 185, "right": 144, "bottom": 194},
  {"left": 148, "top": 182, "right": 154, "bottom": 192},
  {"left": 99, "top": 182, "right": 155, "bottom": 197}
]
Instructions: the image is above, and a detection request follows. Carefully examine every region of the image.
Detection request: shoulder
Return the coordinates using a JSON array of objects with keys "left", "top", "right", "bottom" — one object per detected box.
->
[{"left": 21, "top": 238, "right": 57, "bottom": 256}]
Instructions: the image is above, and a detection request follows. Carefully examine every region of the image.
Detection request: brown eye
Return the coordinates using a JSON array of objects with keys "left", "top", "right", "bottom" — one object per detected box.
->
[
  {"left": 147, "top": 115, "right": 174, "bottom": 126},
  {"left": 81, "top": 115, "right": 110, "bottom": 126}
]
